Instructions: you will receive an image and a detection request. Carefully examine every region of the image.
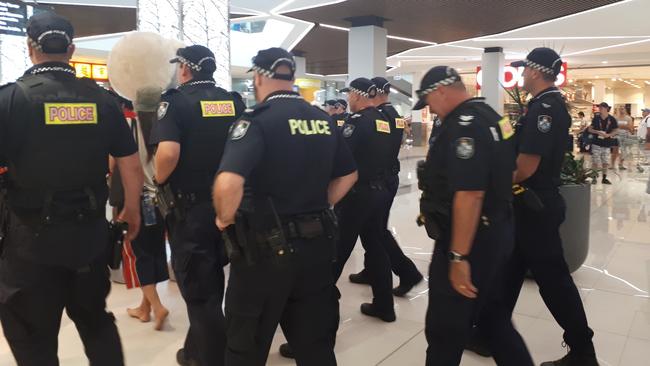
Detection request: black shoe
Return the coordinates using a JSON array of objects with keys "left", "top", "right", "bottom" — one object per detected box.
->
[
  {"left": 360, "top": 303, "right": 396, "bottom": 322},
  {"left": 279, "top": 343, "right": 295, "bottom": 359},
  {"left": 349, "top": 270, "right": 370, "bottom": 285},
  {"left": 465, "top": 333, "right": 492, "bottom": 358},
  {"left": 392, "top": 273, "right": 424, "bottom": 297},
  {"left": 176, "top": 348, "right": 197, "bottom": 366},
  {"left": 540, "top": 352, "right": 599, "bottom": 366},
  {"left": 602, "top": 178, "right": 612, "bottom": 185}
]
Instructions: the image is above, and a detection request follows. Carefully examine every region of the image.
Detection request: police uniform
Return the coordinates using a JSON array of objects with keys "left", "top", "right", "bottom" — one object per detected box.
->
[
  {"left": 0, "top": 12, "right": 132, "bottom": 366},
  {"left": 217, "top": 47, "right": 356, "bottom": 366},
  {"left": 506, "top": 49, "right": 597, "bottom": 365},
  {"left": 149, "top": 45, "right": 245, "bottom": 366},
  {"left": 335, "top": 78, "right": 397, "bottom": 320},
  {"left": 413, "top": 67, "right": 532, "bottom": 366},
  {"left": 348, "top": 77, "right": 423, "bottom": 295},
  {"left": 331, "top": 99, "right": 350, "bottom": 127}
]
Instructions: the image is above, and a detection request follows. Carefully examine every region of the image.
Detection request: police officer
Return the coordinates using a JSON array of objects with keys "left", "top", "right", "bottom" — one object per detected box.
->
[
  {"left": 0, "top": 12, "right": 143, "bottom": 366},
  {"left": 412, "top": 66, "right": 532, "bottom": 365},
  {"left": 348, "top": 77, "right": 423, "bottom": 296},
  {"left": 323, "top": 99, "right": 338, "bottom": 116},
  {"left": 335, "top": 77, "right": 397, "bottom": 321},
  {"left": 150, "top": 45, "right": 245, "bottom": 366},
  {"left": 507, "top": 48, "right": 598, "bottom": 366},
  {"left": 212, "top": 47, "right": 357, "bottom": 366},
  {"left": 331, "top": 99, "right": 350, "bottom": 127}
]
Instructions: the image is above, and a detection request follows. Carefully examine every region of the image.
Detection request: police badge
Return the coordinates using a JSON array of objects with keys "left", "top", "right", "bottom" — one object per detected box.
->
[
  {"left": 455, "top": 137, "right": 475, "bottom": 159},
  {"left": 342, "top": 124, "right": 355, "bottom": 138},
  {"left": 230, "top": 120, "right": 251, "bottom": 140},
  {"left": 157, "top": 102, "right": 169, "bottom": 120},
  {"left": 537, "top": 115, "right": 552, "bottom": 133}
]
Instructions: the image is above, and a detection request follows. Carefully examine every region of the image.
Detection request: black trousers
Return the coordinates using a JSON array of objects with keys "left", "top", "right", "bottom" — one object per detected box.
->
[
  {"left": 425, "top": 217, "right": 532, "bottom": 366},
  {"left": 167, "top": 201, "right": 226, "bottom": 366},
  {"left": 0, "top": 218, "right": 123, "bottom": 366},
  {"left": 504, "top": 191, "right": 594, "bottom": 354},
  {"left": 334, "top": 185, "right": 394, "bottom": 311},
  {"left": 360, "top": 174, "right": 421, "bottom": 281},
  {"left": 224, "top": 237, "right": 337, "bottom": 366}
]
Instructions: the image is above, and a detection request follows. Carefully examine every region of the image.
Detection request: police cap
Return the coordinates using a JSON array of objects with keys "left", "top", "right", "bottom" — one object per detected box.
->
[
  {"left": 412, "top": 66, "right": 461, "bottom": 110},
  {"left": 336, "top": 99, "right": 348, "bottom": 109},
  {"left": 511, "top": 47, "right": 563, "bottom": 77},
  {"left": 371, "top": 77, "right": 391, "bottom": 94},
  {"left": 26, "top": 12, "right": 74, "bottom": 54},
  {"left": 248, "top": 47, "right": 296, "bottom": 81},
  {"left": 323, "top": 99, "right": 338, "bottom": 107},
  {"left": 340, "top": 78, "right": 377, "bottom": 98},
  {"left": 170, "top": 45, "right": 217, "bottom": 74}
]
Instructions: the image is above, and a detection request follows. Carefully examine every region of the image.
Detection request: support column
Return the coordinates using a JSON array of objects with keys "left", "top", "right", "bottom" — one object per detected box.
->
[
  {"left": 137, "top": 0, "right": 231, "bottom": 89},
  {"left": 294, "top": 56, "right": 306, "bottom": 78},
  {"left": 592, "top": 80, "right": 606, "bottom": 103},
  {"left": 347, "top": 16, "right": 387, "bottom": 81},
  {"left": 481, "top": 47, "right": 505, "bottom": 114}
]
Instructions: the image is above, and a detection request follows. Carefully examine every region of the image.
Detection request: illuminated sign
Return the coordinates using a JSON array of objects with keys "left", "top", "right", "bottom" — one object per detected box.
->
[
  {"left": 70, "top": 61, "right": 109, "bottom": 80},
  {"left": 476, "top": 63, "right": 568, "bottom": 89},
  {"left": 0, "top": 1, "right": 27, "bottom": 37}
]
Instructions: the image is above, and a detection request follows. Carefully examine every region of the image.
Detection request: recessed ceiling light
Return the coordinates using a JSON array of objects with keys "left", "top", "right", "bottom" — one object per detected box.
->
[
  {"left": 595, "top": 76, "right": 599, "bottom": 78},
  {"left": 645, "top": 81, "right": 650, "bottom": 85},
  {"left": 611, "top": 78, "right": 617, "bottom": 81},
  {"left": 602, "top": 61, "right": 608, "bottom": 64},
  {"left": 630, "top": 79, "right": 635, "bottom": 81}
]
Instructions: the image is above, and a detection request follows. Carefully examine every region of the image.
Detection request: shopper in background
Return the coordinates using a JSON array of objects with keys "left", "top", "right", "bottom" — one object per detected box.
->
[
  {"left": 588, "top": 102, "right": 618, "bottom": 184},
  {"left": 614, "top": 107, "right": 634, "bottom": 170},
  {"left": 576, "top": 111, "right": 591, "bottom": 153},
  {"left": 122, "top": 87, "right": 170, "bottom": 331},
  {"left": 638, "top": 108, "right": 650, "bottom": 142}
]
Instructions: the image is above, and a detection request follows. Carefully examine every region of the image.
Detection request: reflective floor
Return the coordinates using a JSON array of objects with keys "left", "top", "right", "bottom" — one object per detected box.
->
[{"left": 1, "top": 147, "right": 649, "bottom": 366}]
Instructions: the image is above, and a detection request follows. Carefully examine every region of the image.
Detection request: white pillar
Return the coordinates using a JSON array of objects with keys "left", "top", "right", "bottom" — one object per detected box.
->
[
  {"left": 294, "top": 56, "right": 306, "bottom": 78},
  {"left": 137, "top": 0, "right": 231, "bottom": 89},
  {"left": 348, "top": 25, "right": 387, "bottom": 81},
  {"left": 481, "top": 47, "right": 505, "bottom": 114},
  {"left": 592, "top": 80, "right": 606, "bottom": 104}
]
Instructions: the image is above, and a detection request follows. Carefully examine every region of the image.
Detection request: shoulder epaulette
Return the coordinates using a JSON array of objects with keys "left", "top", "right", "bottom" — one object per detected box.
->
[
  {"left": 163, "top": 88, "right": 180, "bottom": 96},
  {"left": 242, "top": 103, "right": 271, "bottom": 117}
]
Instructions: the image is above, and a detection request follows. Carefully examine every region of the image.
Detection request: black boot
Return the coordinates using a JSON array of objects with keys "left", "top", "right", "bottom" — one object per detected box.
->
[
  {"left": 176, "top": 348, "right": 198, "bottom": 366},
  {"left": 360, "top": 303, "right": 396, "bottom": 322},
  {"left": 392, "top": 272, "right": 424, "bottom": 297},
  {"left": 540, "top": 351, "right": 599, "bottom": 366},
  {"left": 349, "top": 269, "right": 370, "bottom": 285},
  {"left": 279, "top": 343, "right": 295, "bottom": 359}
]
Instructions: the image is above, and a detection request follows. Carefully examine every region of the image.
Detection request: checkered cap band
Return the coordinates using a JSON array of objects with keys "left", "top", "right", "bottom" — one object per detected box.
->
[
  {"left": 251, "top": 65, "right": 275, "bottom": 78},
  {"left": 416, "top": 75, "right": 459, "bottom": 98},
  {"left": 37, "top": 30, "right": 71, "bottom": 44},
  {"left": 348, "top": 86, "right": 375, "bottom": 98},
  {"left": 176, "top": 55, "right": 203, "bottom": 72},
  {"left": 524, "top": 59, "right": 557, "bottom": 75}
]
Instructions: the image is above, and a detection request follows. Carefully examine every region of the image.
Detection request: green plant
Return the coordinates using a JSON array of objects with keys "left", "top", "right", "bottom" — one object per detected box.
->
[
  {"left": 502, "top": 85, "right": 529, "bottom": 115},
  {"left": 561, "top": 152, "right": 597, "bottom": 185}
]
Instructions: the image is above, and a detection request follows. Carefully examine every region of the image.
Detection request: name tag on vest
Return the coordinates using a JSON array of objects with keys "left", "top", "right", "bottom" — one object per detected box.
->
[
  {"left": 395, "top": 118, "right": 405, "bottom": 129},
  {"left": 44, "top": 103, "right": 98, "bottom": 125},
  {"left": 200, "top": 101, "right": 236, "bottom": 117},
  {"left": 376, "top": 120, "right": 391, "bottom": 133}
]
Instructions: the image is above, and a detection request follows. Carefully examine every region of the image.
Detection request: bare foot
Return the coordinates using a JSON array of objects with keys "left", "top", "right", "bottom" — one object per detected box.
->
[
  {"left": 153, "top": 307, "right": 169, "bottom": 331},
  {"left": 127, "top": 307, "right": 151, "bottom": 323}
]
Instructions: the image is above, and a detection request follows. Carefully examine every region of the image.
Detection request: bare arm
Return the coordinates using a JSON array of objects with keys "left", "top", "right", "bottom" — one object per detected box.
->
[
  {"left": 154, "top": 141, "right": 180, "bottom": 183},
  {"left": 213, "top": 172, "right": 245, "bottom": 230},
  {"left": 588, "top": 126, "right": 605, "bottom": 135},
  {"left": 513, "top": 153, "right": 542, "bottom": 183},
  {"left": 327, "top": 171, "right": 358, "bottom": 206},
  {"left": 114, "top": 153, "right": 144, "bottom": 240}
]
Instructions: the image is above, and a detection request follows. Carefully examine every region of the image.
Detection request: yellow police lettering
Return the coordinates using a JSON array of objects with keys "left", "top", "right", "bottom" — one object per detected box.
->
[
  {"left": 288, "top": 119, "right": 331, "bottom": 136},
  {"left": 200, "top": 100, "right": 235, "bottom": 117},
  {"left": 44, "top": 103, "right": 98, "bottom": 125}
]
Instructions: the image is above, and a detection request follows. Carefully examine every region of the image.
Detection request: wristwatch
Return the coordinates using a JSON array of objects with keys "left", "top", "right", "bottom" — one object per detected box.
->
[{"left": 447, "top": 251, "right": 468, "bottom": 263}]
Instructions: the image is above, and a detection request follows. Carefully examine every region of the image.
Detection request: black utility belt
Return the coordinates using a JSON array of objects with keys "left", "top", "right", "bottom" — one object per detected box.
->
[{"left": 281, "top": 213, "right": 327, "bottom": 241}]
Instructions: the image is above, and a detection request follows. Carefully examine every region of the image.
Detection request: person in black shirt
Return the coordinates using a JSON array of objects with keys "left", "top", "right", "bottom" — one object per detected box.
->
[
  {"left": 0, "top": 12, "right": 143, "bottom": 366},
  {"left": 150, "top": 45, "right": 246, "bottom": 366},
  {"left": 588, "top": 102, "right": 618, "bottom": 184},
  {"left": 508, "top": 48, "right": 598, "bottom": 366},
  {"left": 347, "top": 77, "right": 423, "bottom": 296},
  {"left": 213, "top": 47, "right": 357, "bottom": 366},
  {"left": 412, "top": 66, "right": 532, "bottom": 366},
  {"left": 330, "top": 99, "right": 349, "bottom": 127},
  {"left": 323, "top": 99, "right": 338, "bottom": 116}
]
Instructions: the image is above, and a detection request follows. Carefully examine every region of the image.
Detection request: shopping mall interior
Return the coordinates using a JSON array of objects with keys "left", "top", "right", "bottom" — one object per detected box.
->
[{"left": 0, "top": 0, "right": 649, "bottom": 365}]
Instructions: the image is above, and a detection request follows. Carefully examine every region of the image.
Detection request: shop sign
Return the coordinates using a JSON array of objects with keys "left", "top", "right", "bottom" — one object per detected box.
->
[
  {"left": 70, "top": 62, "right": 109, "bottom": 80},
  {"left": 0, "top": 0, "right": 27, "bottom": 37},
  {"left": 476, "top": 63, "right": 568, "bottom": 89}
]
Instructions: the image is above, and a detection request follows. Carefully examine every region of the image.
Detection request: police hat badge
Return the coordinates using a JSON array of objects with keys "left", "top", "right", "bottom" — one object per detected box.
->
[
  {"left": 537, "top": 115, "right": 552, "bottom": 133},
  {"left": 455, "top": 137, "right": 475, "bottom": 159}
]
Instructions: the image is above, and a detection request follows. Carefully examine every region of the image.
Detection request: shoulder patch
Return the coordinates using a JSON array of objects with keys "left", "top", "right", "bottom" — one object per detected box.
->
[
  {"left": 455, "top": 137, "right": 475, "bottom": 159},
  {"left": 376, "top": 119, "right": 391, "bottom": 133},
  {"left": 230, "top": 120, "right": 251, "bottom": 140},
  {"left": 434, "top": 118, "right": 442, "bottom": 128},
  {"left": 157, "top": 101, "right": 169, "bottom": 120},
  {"left": 542, "top": 103, "right": 552, "bottom": 108},
  {"left": 342, "top": 124, "right": 355, "bottom": 138},
  {"left": 497, "top": 117, "right": 514, "bottom": 140},
  {"left": 537, "top": 115, "right": 552, "bottom": 133},
  {"left": 395, "top": 118, "right": 405, "bottom": 129}
]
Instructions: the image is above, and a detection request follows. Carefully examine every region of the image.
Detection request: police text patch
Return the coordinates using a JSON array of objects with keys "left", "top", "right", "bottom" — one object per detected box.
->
[
  {"left": 498, "top": 117, "right": 514, "bottom": 140},
  {"left": 395, "top": 118, "right": 405, "bottom": 129},
  {"left": 200, "top": 100, "right": 236, "bottom": 117},
  {"left": 157, "top": 102, "right": 169, "bottom": 120},
  {"left": 288, "top": 119, "right": 331, "bottom": 136},
  {"left": 455, "top": 137, "right": 475, "bottom": 159},
  {"left": 376, "top": 120, "right": 391, "bottom": 134},
  {"left": 44, "top": 103, "right": 97, "bottom": 125},
  {"left": 537, "top": 115, "right": 552, "bottom": 133},
  {"left": 230, "top": 120, "right": 250, "bottom": 140}
]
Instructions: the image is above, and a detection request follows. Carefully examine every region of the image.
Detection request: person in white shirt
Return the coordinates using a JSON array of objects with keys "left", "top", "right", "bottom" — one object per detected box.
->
[{"left": 637, "top": 108, "right": 650, "bottom": 141}]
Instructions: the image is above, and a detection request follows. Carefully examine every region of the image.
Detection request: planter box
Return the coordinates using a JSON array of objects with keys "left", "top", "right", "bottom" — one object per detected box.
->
[{"left": 559, "top": 184, "right": 591, "bottom": 273}]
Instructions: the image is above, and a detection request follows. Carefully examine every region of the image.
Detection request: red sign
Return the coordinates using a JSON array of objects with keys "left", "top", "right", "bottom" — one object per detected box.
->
[{"left": 476, "top": 62, "right": 568, "bottom": 89}]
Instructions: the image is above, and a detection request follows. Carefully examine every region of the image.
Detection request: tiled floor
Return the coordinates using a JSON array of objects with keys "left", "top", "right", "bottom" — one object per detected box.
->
[{"left": 1, "top": 147, "right": 649, "bottom": 365}]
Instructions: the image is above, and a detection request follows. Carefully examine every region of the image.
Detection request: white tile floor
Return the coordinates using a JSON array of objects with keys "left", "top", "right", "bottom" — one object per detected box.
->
[{"left": 1, "top": 147, "right": 649, "bottom": 366}]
